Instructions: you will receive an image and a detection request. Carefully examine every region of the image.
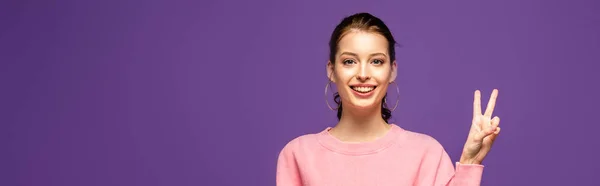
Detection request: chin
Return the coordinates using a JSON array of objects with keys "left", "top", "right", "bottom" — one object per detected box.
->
[{"left": 348, "top": 100, "right": 380, "bottom": 110}]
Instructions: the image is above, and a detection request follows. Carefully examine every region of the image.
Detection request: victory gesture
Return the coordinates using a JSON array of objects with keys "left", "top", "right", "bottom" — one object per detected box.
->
[{"left": 459, "top": 89, "right": 501, "bottom": 164}]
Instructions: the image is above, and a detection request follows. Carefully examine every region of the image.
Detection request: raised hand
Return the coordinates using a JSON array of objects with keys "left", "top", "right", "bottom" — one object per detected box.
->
[{"left": 459, "top": 89, "right": 501, "bottom": 164}]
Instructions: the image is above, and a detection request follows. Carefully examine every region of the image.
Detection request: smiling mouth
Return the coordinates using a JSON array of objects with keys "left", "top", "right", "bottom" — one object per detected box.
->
[{"left": 350, "top": 86, "right": 376, "bottom": 93}]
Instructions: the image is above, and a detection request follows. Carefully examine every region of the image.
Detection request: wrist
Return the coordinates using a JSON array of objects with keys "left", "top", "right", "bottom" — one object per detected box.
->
[{"left": 459, "top": 156, "right": 481, "bottom": 165}]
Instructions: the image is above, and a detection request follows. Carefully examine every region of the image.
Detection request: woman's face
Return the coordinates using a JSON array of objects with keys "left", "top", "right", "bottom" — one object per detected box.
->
[{"left": 327, "top": 31, "right": 397, "bottom": 111}]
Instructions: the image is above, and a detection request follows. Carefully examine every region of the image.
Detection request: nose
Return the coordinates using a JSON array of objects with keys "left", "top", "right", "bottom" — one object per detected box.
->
[
  {"left": 356, "top": 74, "right": 370, "bottom": 81},
  {"left": 356, "top": 65, "right": 370, "bottom": 81}
]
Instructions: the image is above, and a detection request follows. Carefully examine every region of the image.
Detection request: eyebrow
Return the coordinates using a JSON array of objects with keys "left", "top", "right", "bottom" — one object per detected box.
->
[{"left": 339, "top": 52, "right": 387, "bottom": 58}]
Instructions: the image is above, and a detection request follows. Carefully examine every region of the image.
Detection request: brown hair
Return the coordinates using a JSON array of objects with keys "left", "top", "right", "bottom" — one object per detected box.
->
[{"left": 328, "top": 12, "right": 398, "bottom": 123}]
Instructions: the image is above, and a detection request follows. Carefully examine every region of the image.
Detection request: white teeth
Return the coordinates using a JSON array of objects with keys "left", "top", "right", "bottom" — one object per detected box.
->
[{"left": 352, "top": 86, "right": 375, "bottom": 93}]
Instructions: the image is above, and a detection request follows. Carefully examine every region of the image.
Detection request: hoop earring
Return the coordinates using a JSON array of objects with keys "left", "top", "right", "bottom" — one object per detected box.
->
[
  {"left": 386, "top": 81, "right": 400, "bottom": 111},
  {"left": 324, "top": 80, "right": 338, "bottom": 110}
]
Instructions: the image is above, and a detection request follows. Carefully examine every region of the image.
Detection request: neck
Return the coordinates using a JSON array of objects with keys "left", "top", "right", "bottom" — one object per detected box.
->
[{"left": 329, "top": 104, "right": 391, "bottom": 142}]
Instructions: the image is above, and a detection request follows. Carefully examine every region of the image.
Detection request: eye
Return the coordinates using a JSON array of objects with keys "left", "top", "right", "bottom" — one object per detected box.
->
[
  {"left": 342, "top": 59, "right": 355, "bottom": 65},
  {"left": 372, "top": 59, "right": 384, "bottom": 65}
]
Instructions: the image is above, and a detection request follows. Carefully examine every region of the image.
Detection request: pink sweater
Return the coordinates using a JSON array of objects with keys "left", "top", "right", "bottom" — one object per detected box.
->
[{"left": 276, "top": 124, "right": 484, "bottom": 186}]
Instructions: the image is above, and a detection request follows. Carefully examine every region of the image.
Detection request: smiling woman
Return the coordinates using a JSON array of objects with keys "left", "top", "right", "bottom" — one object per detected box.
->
[
  {"left": 276, "top": 12, "right": 501, "bottom": 186},
  {"left": 328, "top": 20, "right": 397, "bottom": 124}
]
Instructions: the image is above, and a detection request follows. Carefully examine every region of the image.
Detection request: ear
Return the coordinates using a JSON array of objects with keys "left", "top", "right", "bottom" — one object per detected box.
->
[
  {"left": 390, "top": 60, "right": 397, "bottom": 83},
  {"left": 326, "top": 61, "right": 335, "bottom": 83}
]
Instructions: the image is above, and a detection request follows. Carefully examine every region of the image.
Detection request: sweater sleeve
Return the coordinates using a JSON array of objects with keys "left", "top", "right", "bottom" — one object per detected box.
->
[
  {"left": 436, "top": 149, "right": 484, "bottom": 186},
  {"left": 276, "top": 141, "right": 302, "bottom": 186},
  {"left": 448, "top": 161, "right": 484, "bottom": 186},
  {"left": 417, "top": 143, "right": 484, "bottom": 186}
]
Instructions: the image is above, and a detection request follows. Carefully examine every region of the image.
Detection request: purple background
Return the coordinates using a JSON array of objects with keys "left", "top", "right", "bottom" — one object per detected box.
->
[{"left": 1, "top": 0, "right": 599, "bottom": 185}]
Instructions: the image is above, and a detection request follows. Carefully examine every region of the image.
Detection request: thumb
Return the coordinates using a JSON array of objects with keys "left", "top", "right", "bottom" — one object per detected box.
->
[
  {"left": 483, "top": 117, "right": 501, "bottom": 143},
  {"left": 487, "top": 127, "right": 501, "bottom": 143},
  {"left": 472, "top": 117, "right": 492, "bottom": 143}
]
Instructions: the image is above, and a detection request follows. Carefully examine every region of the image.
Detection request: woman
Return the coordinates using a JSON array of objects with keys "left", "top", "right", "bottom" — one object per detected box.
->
[{"left": 276, "top": 12, "right": 501, "bottom": 186}]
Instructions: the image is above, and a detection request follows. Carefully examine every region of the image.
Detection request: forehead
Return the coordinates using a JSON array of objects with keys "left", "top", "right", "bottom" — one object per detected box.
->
[{"left": 337, "top": 31, "right": 389, "bottom": 55}]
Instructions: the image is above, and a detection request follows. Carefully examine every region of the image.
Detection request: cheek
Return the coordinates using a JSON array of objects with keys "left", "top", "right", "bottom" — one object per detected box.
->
[
  {"left": 335, "top": 69, "right": 357, "bottom": 82},
  {"left": 372, "top": 70, "right": 393, "bottom": 82},
  {"left": 378, "top": 84, "right": 389, "bottom": 94}
]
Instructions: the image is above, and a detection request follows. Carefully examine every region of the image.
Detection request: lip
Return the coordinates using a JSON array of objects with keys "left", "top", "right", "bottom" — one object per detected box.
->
[
  {"left": 350, "top": 84, "right": 377, "bottom": 98},
  {"left": 350, "top": 83, "right": 377, "bottom": 87}
]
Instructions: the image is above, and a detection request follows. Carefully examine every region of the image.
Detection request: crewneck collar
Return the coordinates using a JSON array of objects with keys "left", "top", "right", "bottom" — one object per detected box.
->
[{"left": 316, "top": 124, "right": 403, "bottom": 155}]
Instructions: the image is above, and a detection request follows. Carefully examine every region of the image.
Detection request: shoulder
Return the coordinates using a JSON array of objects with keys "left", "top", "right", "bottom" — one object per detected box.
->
[
  {"left": 396, "top": 128, "right": 446, "bottom": 152},
  {"left": 278, "top": 133, "right": 320, "bottom": 155}
]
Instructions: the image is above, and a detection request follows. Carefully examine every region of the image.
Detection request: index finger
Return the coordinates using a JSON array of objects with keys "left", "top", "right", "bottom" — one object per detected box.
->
[
  {"left": 473, "top": 90, "right": 481, "bottom": 117},
  {"left": 484, "top": 89, "right": 499, "bottom": 117}
]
